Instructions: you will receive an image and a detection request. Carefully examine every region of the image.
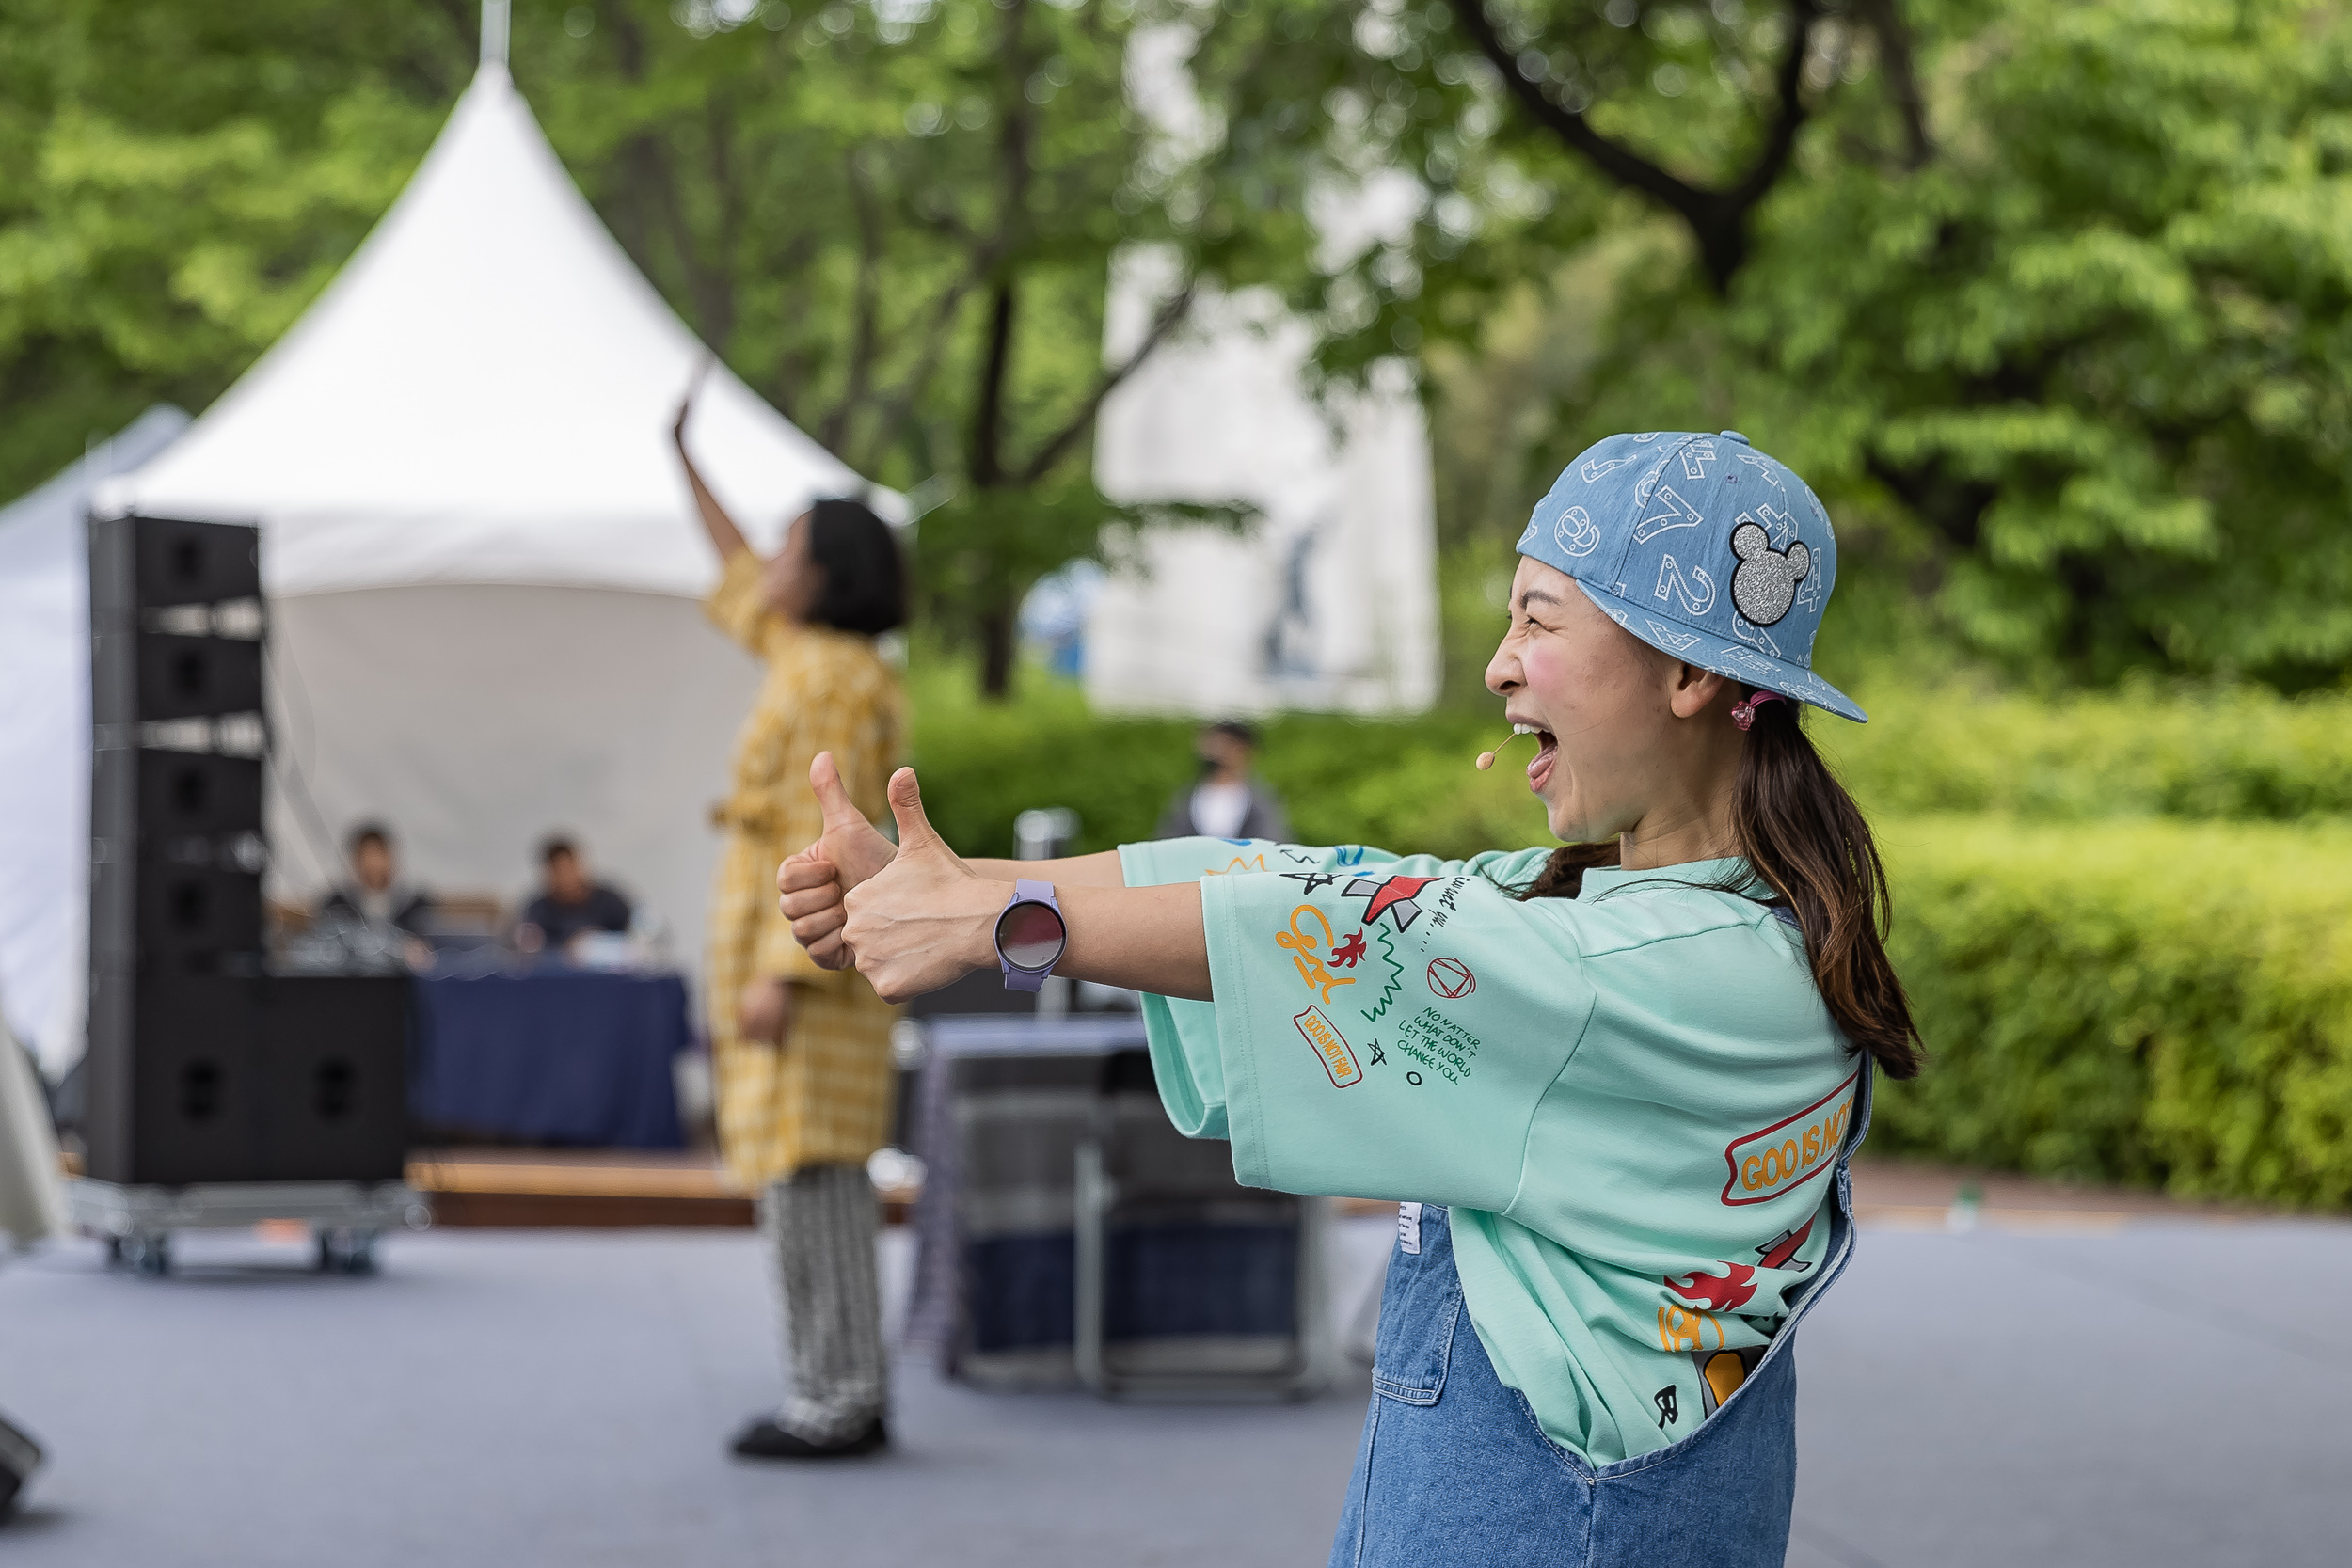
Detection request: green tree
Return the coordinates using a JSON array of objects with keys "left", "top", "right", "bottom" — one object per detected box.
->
[
  {"left": 532, "top": 0, "right": 1333, "bottom": 696},
  {"left": 1739, "top": 0, "right": 2352, "bottom": 686},
  {"left": 1316, "top": 0, "right": 2352, "bottom": 689},
  {"left": 20, "top": 1, "right": 2347, "bottom": 693},
  {"left": 0, "top": 2, "right": 462, "bottom": 500}
]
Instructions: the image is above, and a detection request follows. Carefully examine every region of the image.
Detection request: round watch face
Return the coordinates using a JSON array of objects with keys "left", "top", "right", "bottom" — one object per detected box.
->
[{"left": 996, "top": 900, "right": 1067, "bottom": 972}]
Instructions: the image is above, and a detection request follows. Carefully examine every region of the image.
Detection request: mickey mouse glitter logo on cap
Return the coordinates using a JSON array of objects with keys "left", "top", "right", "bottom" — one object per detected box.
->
[
  {"left": 1513, "top": 430, "right": 1867, "bottom": 723},
  {"left": 1727, "top": 522, "right": 1811, "bottom": 627}
]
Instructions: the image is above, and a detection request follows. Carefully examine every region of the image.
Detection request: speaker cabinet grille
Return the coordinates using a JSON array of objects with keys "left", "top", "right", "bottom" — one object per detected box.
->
[
  {"left": 84, "top": 976, "right": 263, "bottom": 1185},
  {"left": 257, "top": 977, "right": 410, "bottom": 1182},
  {"left": 89, "top": 515, "right": 260, "bottom": 612}
]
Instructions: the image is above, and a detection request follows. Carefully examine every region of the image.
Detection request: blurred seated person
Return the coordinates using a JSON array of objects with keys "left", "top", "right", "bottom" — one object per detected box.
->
[
  {"left": 1154, "top": 720, "right": 1290, "bottom": 841},
  {"left": 515, "top": 836, "right": 633, "bottom": 957},
  {"left": 314, "top": 821, "right": 435, "bottom": 970},
  {"left": 318, "top": 821, "right": 435, "bottom": 937}
]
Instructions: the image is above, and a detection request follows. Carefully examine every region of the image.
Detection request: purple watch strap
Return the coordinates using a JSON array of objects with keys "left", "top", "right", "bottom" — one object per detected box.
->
[{"left": 997, "top": 879, "right": 1066, "bottom": 992}]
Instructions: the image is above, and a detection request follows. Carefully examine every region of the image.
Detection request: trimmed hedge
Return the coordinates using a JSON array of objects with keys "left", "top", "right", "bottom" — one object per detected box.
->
[
  {"left": 910, "top": 665, "right": 2352, "bottom": 862},
  {"left": 910, "top": 667, "right": 2352, "bottom": 1208},
  {"left": 1827, "top": 679, "right": 2352, "bottom": 821},
  {"left": 907, "top": 663, "right": 1549, "bottom": 862},
  {"left": 1876, "top": 816, "right": 2352, "bottom": 1208}
]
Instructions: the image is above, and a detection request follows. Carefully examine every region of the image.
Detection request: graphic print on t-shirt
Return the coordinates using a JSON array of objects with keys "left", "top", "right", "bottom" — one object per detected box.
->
[
  {"left": 1269, "top": 902, "right": 1406, "bottom": 1022},
  {"left": 1658, "top": 1300, "right": 1729, "bottom": 1355},
  {"left": 1663, "top": 1261, "right": 1758, "bottom": 1312},
  {"left": 1275, "top": 904, "right": 1356, "bottom": 1005},
  {"left": 1338, "top": 874, "right": 1441, "bottom": 931},
  {"left": 1755, "top": 1217, "right": 1814, "bottom": 1273},
  {"left": 1721, "top": 1069, "right": 1856, "bottom": 1206},
  {"left": 1693, "top": 1345, "right": 1765, "bottom": 1419},
  {"left": 1201, "top": 850, "right": 1273, "bottom": 876},
  {"left": 1354, "top": 925, "right": 1409, "bottom": 1022},
  {"left": 1426, "top": 957, "right": 1476, "bottom": 998},
  {"left": 1293, "top": 1006, "right": 1361, "bottom": 1088},
  {"left": 1662, "top": 1213, "right": 1822, "bottom": 1320},
  {"left": 1653, "top": 1201, "right": 1832, "bottom": 1429}
]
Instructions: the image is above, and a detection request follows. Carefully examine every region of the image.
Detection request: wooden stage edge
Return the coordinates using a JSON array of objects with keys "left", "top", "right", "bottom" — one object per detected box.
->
[
  {"left": 405, "top": 1148, "right": 2312, "bottom": 1232},
  {"left": 404, "top": 1148, "right": 1399, "bottom": 1230},
  {"left": 410, "top": 1148, "right": 842, "bottom": 1229}
]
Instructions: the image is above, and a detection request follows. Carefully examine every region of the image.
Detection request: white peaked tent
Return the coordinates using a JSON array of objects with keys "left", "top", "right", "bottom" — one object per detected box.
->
[{"left": 94, "top": 53, "right": 888, "bottom": 1037}]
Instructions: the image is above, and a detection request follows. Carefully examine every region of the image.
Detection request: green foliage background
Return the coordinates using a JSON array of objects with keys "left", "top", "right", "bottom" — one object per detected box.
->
[
  {"left": 915, "top": 663, "right": 2352, "bottom": 860},
  {"left": 13, "top": 1, "right": 2352, "bottom": 692},
  {"left": 1319, "top": 0, "right": 2352, "bottom": 689},
  {"left": 0, "top": 2, "right": 455, "bottom": 500},
  {"left": 1877, "top": 817, "right": 2352, "bottom": 1208}
]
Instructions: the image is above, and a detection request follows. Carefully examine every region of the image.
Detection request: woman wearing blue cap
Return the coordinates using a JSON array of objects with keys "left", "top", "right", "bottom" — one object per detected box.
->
[{"left": 782, "top": 432, "right": 1921, "bottom": 1565}]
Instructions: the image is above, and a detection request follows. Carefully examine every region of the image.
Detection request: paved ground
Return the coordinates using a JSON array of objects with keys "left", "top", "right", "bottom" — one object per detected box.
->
[
  {"left": 1, "top": 1206, "right": 2345, "bottom": 1565},
  {"left": 1786, "top": 1217, "right": 2352, "bottom": 1568}
]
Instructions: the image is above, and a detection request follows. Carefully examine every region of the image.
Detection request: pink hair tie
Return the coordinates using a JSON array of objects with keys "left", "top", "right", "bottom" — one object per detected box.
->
[{"left": 1730, "top": 691, "right": 1784, "bottom": 732}]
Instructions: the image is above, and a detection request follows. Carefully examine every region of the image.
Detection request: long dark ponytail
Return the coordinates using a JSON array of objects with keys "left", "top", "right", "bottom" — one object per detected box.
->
[{"left": 1516, "top": 695, "right": 1924, "bottom": 1079}]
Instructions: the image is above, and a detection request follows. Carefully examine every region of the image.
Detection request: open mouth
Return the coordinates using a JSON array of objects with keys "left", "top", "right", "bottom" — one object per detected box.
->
[{"left": 1518, "top": 723, "right": 1559, "bottom": 792}]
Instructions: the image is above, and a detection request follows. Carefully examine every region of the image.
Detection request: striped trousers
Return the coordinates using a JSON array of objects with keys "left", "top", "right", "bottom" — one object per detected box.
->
[{"left": 759, "top": 1164, "right": 887, "bottom": 1441}]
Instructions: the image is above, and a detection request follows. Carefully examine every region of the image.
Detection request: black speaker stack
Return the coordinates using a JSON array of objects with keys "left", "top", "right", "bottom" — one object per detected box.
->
[{"left": 85, "top": 515, "right": 409, "bottom": 1187}]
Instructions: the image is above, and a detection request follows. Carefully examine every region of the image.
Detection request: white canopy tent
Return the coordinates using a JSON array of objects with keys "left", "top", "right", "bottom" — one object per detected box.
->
[{"left": 87, "top": 54, "right": 889, "bottom": 1063}]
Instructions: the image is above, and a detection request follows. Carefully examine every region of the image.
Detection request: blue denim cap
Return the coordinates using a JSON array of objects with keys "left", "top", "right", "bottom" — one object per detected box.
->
[{"left": 1516, "top": 430, "right": 1866, "bottom": 722}]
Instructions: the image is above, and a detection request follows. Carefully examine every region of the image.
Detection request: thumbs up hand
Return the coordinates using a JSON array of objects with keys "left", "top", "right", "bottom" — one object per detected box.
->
[
  {"left": 808, "top": 751, "right": 898, "bottom": 889},
  {"left": 777, "top": 751, "right": 902, "bottom": 971},
  {"left": 839, "top": 767, "right": 1003, "bottom": 1004},
  {"left": 777, "top": 843, "right": 853, "bottom": 970}
]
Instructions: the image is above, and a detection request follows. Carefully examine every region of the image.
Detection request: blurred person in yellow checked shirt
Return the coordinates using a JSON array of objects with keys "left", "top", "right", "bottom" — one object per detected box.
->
[{"left": 674, "top": 388, "right": 906, "bottom": 1461}]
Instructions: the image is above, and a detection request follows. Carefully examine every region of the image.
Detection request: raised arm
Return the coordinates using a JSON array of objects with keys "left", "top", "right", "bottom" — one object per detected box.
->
[{"left": 673, "top": 385, "right": 751, "bottom": 563}]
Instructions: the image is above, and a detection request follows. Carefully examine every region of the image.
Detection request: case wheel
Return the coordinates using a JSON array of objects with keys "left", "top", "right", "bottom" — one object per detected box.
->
[
  {"left": 312, "top": 1227, "right": 380, "bottom": 1275},
  {"left": 121, "top": 1234, "right": 171, "bottom": 1277}
]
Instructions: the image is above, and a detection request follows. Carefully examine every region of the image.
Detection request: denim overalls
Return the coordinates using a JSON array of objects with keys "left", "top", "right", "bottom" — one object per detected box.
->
[{"left": 1329, "top": 1063, "right": 1873, "bottom": 1568}]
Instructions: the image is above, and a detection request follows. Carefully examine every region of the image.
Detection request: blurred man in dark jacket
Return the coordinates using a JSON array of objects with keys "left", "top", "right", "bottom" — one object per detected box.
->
[
  {"left": 516, "top": 836, "right": 633, "bottom": 956},
  {"left": 1154, "top": 721, "right": 1290, "bottom": 841},
  {"left": 317, "top": 822, "right": 434, "bottom": 937}
]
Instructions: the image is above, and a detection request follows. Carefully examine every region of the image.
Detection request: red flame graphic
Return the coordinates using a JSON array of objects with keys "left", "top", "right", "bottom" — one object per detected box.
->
[{"left": 1663, "top": 1262, "right": 1758, "bottom": 1312}]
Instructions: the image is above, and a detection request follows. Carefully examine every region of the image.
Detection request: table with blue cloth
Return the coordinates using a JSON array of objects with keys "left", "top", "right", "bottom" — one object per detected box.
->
[{"left": 410, "top": 969, "right": 691, "bottom": 1149}]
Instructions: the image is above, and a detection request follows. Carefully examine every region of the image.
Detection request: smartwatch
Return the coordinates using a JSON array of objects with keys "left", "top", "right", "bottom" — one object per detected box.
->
[{"left": 994, "top": 879, "right": 1067, "bottom": 992}]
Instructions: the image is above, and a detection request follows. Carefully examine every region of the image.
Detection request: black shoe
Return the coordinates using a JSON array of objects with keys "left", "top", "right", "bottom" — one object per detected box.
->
[
  {"left": 0, "top": 1411, "right": 40, "bottom": 1519},
  {"left": 730, "top": 1414, "right": 887, "bottom": 1460}
]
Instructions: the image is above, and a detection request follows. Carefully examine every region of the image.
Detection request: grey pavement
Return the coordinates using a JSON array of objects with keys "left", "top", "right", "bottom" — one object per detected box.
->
[
  {"left": 0, "top": 1212, "right": 2344, "bottom": 1566},
  {"left": 1787, "top": 1218, "right": 2352, "bottom": 1568}
]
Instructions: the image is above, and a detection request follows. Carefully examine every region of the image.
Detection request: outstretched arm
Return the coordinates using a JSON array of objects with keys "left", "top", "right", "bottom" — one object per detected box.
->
[
  {"left": 777, "top": 753, "right": 1126, "bottom": 970},
  {"left": 966, "top": 853, "right": 1124, "bottom": 885},
  {"left": 673, "top": 381, "right": 751, "bottom": 563},
  {"left": 838, "top": 768, "right": 1211, "bottom": 1002}
]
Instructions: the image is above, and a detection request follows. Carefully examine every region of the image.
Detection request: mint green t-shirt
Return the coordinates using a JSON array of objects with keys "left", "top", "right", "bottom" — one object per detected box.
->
[{"left": 1119, "top": 837, "right": 1860, "bottom": 1465}]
